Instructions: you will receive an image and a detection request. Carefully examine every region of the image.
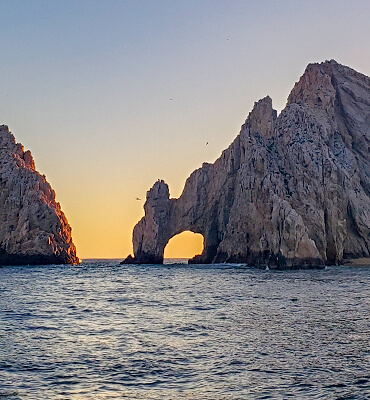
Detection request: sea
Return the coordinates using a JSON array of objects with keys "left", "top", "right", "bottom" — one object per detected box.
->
[{"left": 0, "top": 259, "right": 369, "bottom": 400}]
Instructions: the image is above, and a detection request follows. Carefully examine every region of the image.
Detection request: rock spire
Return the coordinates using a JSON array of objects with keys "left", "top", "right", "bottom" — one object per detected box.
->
[{"left": 0, "top": 125, "right": 79, "bottom": 265}]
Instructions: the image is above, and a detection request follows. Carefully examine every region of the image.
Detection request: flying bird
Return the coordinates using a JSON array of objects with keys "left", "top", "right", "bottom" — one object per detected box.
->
[
  {"left": 136, "top": 197, "right": 141, "bottom": 201},
  {"left": 206, "top": 142, "right": 209, "bottom": 145}
]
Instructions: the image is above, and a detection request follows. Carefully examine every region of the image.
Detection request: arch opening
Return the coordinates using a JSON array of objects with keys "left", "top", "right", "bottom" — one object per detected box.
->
[{"left": 164, "top": 231, "right": 204, "bottom": 263}]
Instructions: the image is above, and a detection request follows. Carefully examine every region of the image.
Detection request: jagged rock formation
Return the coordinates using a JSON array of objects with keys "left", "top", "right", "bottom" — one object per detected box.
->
[
  {"left": 0, "top": 125, "right": 79, "bottom": 265},
  {"left": 124, "top": 60, "right": 370, "bottom": 268}
]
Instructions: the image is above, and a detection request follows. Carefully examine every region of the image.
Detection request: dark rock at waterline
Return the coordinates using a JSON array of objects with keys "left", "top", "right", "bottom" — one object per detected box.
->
[{"left": 120, "top": 254, "right": 141, "bottom": 264}]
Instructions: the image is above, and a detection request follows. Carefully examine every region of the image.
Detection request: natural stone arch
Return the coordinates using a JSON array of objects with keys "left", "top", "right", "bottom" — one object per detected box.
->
[
  {"left": 127, "top": 179, "right": 222, "bottom": 264},
  {"left": 163, "top": 230, "right": 204, "bottom": 261},
  {"left": 124, "top": 62, "right": 370, "bottom": 268}
]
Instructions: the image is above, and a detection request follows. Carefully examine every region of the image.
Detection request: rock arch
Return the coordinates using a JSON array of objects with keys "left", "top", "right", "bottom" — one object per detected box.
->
[
  {"left": 129, "top": 179, "right": 221, "bottom": 264},
  {"left": 124, "top": 61, "right": 370, "bottom": 268},
  {"left": 163, "top": 230, "right": 204, "bottom": 260}
]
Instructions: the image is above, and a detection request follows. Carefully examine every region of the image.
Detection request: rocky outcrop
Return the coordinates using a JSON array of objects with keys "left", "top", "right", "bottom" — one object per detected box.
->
[
  {"left": 124, "top": 60, "right": 370, "bottom": 268},
  {"left": 0, "top": 125, "right": 79, "bottom": 265}
]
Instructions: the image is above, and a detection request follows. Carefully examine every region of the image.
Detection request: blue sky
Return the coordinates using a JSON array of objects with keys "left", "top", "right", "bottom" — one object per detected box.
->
[{"left": 0, "top": 0, "right": 369, "bottom": 257}]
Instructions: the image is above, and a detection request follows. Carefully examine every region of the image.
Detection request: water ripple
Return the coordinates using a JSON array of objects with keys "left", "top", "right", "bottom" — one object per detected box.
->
[{"left": 0, "top": 260, "right": 369, "bottom": 399}]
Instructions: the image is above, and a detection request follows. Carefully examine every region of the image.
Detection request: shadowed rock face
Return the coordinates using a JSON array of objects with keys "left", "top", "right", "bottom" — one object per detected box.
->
[
  {"left": 125, "top": 60, "right": 370, "bottom": 268},
  {"left": 0, "top": 126, "right": 79, "bottom": 265}
]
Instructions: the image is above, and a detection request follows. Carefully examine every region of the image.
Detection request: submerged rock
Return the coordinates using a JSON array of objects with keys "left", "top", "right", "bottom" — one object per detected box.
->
[
  {"left": 124, "top": 60, "right": 370, "bottom": 268},
  {"left": 0, "top": 125, "right": 79, "bottom": 265}
]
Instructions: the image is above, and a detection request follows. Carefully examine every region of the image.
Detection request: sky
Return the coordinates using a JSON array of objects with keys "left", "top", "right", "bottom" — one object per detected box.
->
[{"left": 0, "top": 0, "right": 369, "bottom": 259}]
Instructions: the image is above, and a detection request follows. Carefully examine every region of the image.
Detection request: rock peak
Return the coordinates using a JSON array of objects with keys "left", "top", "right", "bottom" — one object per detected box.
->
[
  {"left": 287, "top": 59, "right": 369, "bottom": 109},
  {"left": 244, "top": 95, "right": 277, "bottom": 139},
  {"left": 147, "top": 179, "right": 170, "bottom": 201},
  {"left": 287, "top": 62, "right": 335, "bottom": 108},
  {"left": 254, "top": 95, "right": 272, "bottom": 107},
  {"left": 0, "top": 127, "right": 79, "bottom": 265}
]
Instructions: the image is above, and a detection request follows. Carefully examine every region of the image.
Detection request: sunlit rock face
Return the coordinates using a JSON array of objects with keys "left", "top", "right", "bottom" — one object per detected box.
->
[
  {"left": 0, "top": 125, "right": 79, "bottom": 265},
  {"left": 125, "top": 60, "right": 370, "bottom": 268}
]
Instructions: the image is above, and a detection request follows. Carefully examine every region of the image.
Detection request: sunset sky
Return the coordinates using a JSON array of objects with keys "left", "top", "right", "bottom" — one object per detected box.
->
[{"left": 0, "top": 0, "right": 369, "bottom": 259}]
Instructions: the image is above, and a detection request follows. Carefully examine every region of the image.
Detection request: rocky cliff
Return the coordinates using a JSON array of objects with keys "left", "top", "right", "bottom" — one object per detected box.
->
[
  {"left": 0, "top": 125, "right": 79, "bottom": 265},
  {"left": 125, "top": 60, "right": 370, "bottom": 268}
]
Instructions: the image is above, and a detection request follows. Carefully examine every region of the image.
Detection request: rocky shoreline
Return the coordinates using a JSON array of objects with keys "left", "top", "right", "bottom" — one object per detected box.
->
[{"left": 343, "top": 258, "right": 370, "bottom": 267}]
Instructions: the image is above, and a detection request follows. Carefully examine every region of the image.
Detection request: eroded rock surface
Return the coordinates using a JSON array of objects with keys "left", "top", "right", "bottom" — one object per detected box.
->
[
  {"left": 0, "top": 125, "right": 79, "bottom": 265},
  {"left": 125, "top": 60, "right": 370, "bottom": 268}
]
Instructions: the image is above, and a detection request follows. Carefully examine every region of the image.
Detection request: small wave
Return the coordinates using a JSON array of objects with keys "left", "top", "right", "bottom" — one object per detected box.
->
[{"left": 0, "top": 390, "right": 19, "bottom": 399}]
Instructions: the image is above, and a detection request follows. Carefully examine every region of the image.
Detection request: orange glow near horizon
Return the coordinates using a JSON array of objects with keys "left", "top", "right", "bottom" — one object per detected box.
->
[{"left": 164, "top": 231, "right": 204, "bottom": 259}]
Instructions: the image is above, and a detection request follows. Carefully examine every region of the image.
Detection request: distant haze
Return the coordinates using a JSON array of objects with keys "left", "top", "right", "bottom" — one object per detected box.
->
[{"left": 0, "top": 0, "right": 368, "bottom": 258}]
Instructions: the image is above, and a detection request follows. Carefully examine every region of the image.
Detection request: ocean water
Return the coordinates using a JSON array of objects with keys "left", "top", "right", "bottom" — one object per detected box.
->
[{"left": 0, "top": 260, "right": 369, "bottom": 400}]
